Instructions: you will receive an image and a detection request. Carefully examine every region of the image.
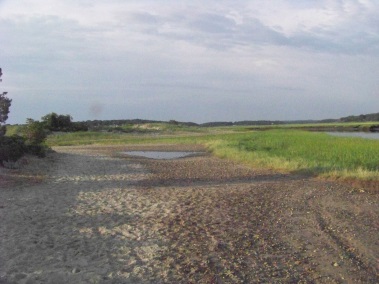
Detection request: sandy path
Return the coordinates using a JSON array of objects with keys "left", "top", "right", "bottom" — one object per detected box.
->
[{"left": 0, "top": 145, "right": 378, "bottom": 283}]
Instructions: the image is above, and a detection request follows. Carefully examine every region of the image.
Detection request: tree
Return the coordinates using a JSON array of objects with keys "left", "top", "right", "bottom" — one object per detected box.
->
[
  {"left": 0, "top": 68, "right": 24, "bottom": 166},
  {"left": 42, "top": 112, "right": 73, "bottom": 131},
  {"left": 0, "top": 68, "right": 11, "bottom": 136},
  {"left": 57, "top": 114, "right": 72, "bottom": 130},
  {"left": 41, "top": 112, "right": 59, "bottom": 130}
]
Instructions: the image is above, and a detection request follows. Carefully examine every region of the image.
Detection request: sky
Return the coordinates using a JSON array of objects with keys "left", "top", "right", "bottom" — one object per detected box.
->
[{"left": 1, "top": 0, "right": 378, "bottom": 124}]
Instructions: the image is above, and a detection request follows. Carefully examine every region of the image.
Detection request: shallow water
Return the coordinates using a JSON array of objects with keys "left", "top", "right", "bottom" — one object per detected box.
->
[
  {"left": 327, "top": 132, "right": 379, "bottom": 140},
  {"left": 122, "top": 151, "right": 202, "bottom": 160}
]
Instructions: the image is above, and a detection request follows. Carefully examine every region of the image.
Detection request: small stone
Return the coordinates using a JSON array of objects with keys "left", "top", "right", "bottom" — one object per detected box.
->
[
  {"left": 332, "top": 262, "right": 339, "bottom": 267},
  {"left": 72, "top": 267, "right": 81, "bottom": 274}
]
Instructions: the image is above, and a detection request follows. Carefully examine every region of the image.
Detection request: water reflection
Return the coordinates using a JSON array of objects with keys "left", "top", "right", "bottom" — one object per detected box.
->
[
  {"left": 122, "top": 151, "right": 203, "bottom": 160},
  {"left": 327, "top": 132, "right": 379, "bottom": 140}
]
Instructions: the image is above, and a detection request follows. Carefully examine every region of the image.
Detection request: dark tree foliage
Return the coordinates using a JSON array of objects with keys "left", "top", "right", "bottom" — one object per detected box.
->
[
  {"left": 168, "top": 120, "right": 179, "bottom": 125},
  {"left": 71, "top": 121, "right": 89, "bottom": 131},
  {"left": 41, "top": 113, "right": 89, "bottom": 132},
  {"left": 0, "top": 69, "right": 48, "bottom": 166},
  {"left": 340, "top": 113, "right": 379, "bottom": 122},
  {"left": 0, "top": 92, "right": 11, "bottom": 126},
  {"left": 0, "top": 68, "right": 11, "bottom": 136},
  {"left": 0, "top": 68, "right": 21, "bottom": 166},
  {"left": 0, "top": 135, "right": 26, "bottom": 165},
  {"left": 42, "top": 112, "right": 73, "bottom": 131}
]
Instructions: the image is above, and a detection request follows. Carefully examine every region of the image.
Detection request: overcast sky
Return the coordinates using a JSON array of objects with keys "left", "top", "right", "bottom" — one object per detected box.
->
[{"left": 1, "top": 0, "right": 378, "bottom": 124}]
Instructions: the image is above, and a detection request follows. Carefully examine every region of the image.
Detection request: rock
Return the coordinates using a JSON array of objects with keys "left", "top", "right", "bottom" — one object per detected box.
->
[{"left": 72, "top": 268, "right": 81, "bottom": 274}]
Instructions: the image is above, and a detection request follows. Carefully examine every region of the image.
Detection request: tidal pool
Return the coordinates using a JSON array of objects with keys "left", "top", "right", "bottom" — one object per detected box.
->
[{"left": 122, "top": 151, "right": 202, "bottom": 160}]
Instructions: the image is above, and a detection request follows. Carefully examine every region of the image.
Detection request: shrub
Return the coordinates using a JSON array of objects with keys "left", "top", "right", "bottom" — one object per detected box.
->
[
  {"left": 22, "top": 119, "right": 48, "bottom": 158},
  {"left": 23, "top": 119, "right": 47, "bottom": 145},
  {"left": 25, "top": 144, "right": 47, "bottom": 158},
  {"left": 0, "top": 135, "right": 26, "bottom": 165},
  {"left": 0, "top": 91, "right": 12, "bottom": 135}
]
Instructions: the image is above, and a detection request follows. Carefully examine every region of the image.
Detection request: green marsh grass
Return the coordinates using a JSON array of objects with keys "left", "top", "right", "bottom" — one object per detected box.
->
[
  {"left": 252, "top": 121, "right": 378, "bottom": 131},
  {"left": 45, "top": 125, "right": 244, "bottom": 147},
  {"left": 46, "top": 128, "right": 379, "bottom": 180},
  {"left": 206, "top": 130, "right": 379, "bottom": 180},
  {"left": 46, "top": 131, "right": 216, "bottom": 146},
  {"left": 5, "top": 125, "right": 24, "bottom": 136}
]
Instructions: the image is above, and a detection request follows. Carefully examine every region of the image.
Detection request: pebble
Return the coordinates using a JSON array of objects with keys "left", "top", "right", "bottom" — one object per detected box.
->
[{"left": 72, "top": 268, "right": 81, "bottom": 274}]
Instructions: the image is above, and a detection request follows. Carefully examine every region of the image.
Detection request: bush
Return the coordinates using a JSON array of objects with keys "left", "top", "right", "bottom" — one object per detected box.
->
[
  {"left": 22, "top": 119, "right": 48, "bottom": 158},
  {"left": 23, "top": 119, "right": 47, "bottom": 145},
  {"left": 0, "top": 135, "right": 26, "bottom": 164},
  {"left": 0, "top": 125, "right": 6, "bottom": 136},
  {"left": 25, "top": 144, "right": 47, "bottom": 158},
  {"left": 0, "top": 120, "right": 49, "bottom": 167}
]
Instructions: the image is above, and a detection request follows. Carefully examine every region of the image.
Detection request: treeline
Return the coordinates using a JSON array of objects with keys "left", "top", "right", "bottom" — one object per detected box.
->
[
  {"left": 201, "top": 120, "right": 288, "bottom": 127},
  {"left": 84, "top": 119, "right": 198, "bottom": 128},
  {"left": 340, "top": 112, "right": 379, "bottom": 122},
  {"left": 85, "top": 119, "right": 165, "bottom": 128},
  {"left": 9, "top": 112, "right": 379, "bottom": 132},
  {"left": 81, "top": 113, "right": 378, "bottom": 128},
  {"left": 200, "top": 114, "right": 379, "bottom": 127},
  {"left": 84, "top": 119, "right": 330, "bottom": 128}
]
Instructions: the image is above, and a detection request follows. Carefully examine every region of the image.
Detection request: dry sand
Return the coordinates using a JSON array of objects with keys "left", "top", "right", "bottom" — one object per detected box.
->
[{"left": 0, "top": 145, "right": 378, "bottom": 283}]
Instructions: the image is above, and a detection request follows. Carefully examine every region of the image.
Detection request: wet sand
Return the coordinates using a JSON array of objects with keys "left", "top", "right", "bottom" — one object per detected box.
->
[{"left": 0, "top": 145, "right": 378, "bottom": 283}]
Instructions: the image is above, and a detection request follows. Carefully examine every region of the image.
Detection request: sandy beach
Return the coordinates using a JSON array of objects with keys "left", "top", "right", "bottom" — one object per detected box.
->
[{"left": 0, "top": 145, "right": 378, "bottom": 283}]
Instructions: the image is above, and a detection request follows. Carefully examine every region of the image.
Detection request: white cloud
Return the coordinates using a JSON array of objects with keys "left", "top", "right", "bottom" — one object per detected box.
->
[{"left": 1, "top": 0, "right": 378, "bottom": 123}]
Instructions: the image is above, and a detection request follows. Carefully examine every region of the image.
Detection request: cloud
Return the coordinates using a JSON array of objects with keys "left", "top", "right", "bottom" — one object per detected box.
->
[
  {"left": 1, "top": 0, "right": 378, "bottom": 124},
  {"left": 3, "top": 1, "right": 377, "bottom": 54}
]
